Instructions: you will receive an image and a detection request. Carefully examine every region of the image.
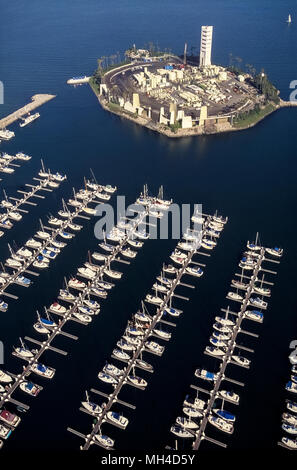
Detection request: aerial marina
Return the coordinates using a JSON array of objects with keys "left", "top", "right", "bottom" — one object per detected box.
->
[
  {"left": 67, "top": 209, "right": 227, "bottom": 449},
  {"left": 167, "top": 237, "right": 282, "bottom": 450}
]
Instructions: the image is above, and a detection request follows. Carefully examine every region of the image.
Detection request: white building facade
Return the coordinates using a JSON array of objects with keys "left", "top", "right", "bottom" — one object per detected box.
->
[{"left": 200, "top": 26, "right": 213, "bottom": 67}]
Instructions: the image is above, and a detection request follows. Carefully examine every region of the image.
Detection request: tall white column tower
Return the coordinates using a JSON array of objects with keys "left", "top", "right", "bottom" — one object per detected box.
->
[{"left": 199, "top": 26, "right": 213, "bottom": 67}]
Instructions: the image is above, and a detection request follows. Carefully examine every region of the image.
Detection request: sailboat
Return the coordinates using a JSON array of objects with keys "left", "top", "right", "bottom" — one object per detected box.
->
[{"left": 287, "top": 14, "right": 292, "bottom": 23}]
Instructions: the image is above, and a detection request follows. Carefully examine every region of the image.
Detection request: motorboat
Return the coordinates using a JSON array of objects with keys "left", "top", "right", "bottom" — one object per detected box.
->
[
  {"left": 145, "top": 294, "right": 163, "bottom": 305},
  {"left": 0, "top": 410, "right": 20, "bottom": 428},
  {"left": 218, "top": 390, "right": 239, "bottom": 404},
  {"left": 286, "top": 381, "right": 297, "bottom": 393},
  {"left": 176, "top": 416, "right": 198, "bottom": 430},
  {"left": 282, "top": 422, "right": 297, "bottom": 435},
  {"left": 227, "top": 292, "right": 243, "bottom": 302},
  {"left": 206, "top": 346, "right": 227, "bottom": 357},
  {"left": 0, "top": 370, "right": 12, "bottom": 384},
  {"left": 30, "top": 363, "right": 55, "bottom": 379},
  {"left": 170, "top": 425, "right": 193, "bottom": 438},
  {"left": 195, "top": 368, "right": 218, "bottom": 382},
  {"left": 107, "top": 411, "right": 128, "bottom": 429},
  {"left": 183, "top": 407, "right": 203, "bottom": 419},
  {"left": 213, "top": 409, "right": 236, "bottom": 422},
  {"left": 49, "top": 302, "right": 67, "bottom": 314},
  {"left": 281, "top": 437, "right": 297, "bottom": 449},
  {"left": 248, "top": 297, "right": 267, "bottom": 309},
  {"left": 265, "top": 247, "right": 283, "bottom": 258},
  {"left": 283, "top": 412, "right": 297, "bottom": 426},
  {"left": 215, "top": 316, "right": 235, "bottom": 327},
  {"left": 163, "top": 306, "right": 182, "bottom": 317},
  {"left": 103, "top": 363, "right": 124, "bottom": 377},
  {"left": 145, "top": 341, "right": 164, "bottom": 355},
  {"left": 112, "top": 349, "right": 130, "bottom": 361},
  {"left": 59, "top": 289, "right": 76, "bottom": 301},
  {"left": 95, "top": 434, "right": 114, "bottom": 448},
  {"left": 98, "top": 372, "right": 118, "bottom": 385},
  {"left": 127, "top": 375, "right": 147, "bottom": 388},
  {"left": 19, "top": 381, "right": 41, "bottom": 397},
  {"left": 243, "top": 310, "right": 263, "bottom": 323},
  {"left": 72, "top": 311, "right": 92, "bottom": 323},
  {"left": 183, "top": 396, "right": 205, "bottom": 411},
  {"left": 153, "top": 328, "right": 171, "bottom": 340},
  {"left": 208, "top": 415, "right": 233, "bottom": 434},
  {"left": 185, "top": 266, "right": 203, "bottom": 277},
  {"left": 231, "top": 355, "right": 250, "bottom": 367}
]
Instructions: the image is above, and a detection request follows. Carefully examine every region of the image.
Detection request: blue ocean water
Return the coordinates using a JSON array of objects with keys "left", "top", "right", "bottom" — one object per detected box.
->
[{"left": 0, "top": 0, "right": 297, "bottom": 452}]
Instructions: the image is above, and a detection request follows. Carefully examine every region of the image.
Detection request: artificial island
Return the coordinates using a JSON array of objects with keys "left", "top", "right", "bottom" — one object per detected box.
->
[{"left": 88, "top": 26, "right": 294, "bottom": 137}]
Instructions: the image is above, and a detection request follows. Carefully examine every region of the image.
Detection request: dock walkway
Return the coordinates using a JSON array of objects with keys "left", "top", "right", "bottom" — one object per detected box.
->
[{"left": 0, "top": 94, "right": 56, "bottom": 129}]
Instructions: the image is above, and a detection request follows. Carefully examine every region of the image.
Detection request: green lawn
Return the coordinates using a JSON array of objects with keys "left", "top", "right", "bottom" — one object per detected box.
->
[{"left": 233, "top": 103, "right": 276, "bottom": 128}]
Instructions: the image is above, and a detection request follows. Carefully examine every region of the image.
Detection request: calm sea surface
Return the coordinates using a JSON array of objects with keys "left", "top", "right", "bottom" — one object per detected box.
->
[{"left": 0, "top": 0, "right": 297, "bottom": 452}]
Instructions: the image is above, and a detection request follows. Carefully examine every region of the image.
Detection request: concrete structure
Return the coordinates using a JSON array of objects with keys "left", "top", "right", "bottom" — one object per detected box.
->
[
  {"left": 200, "top": 26, "right": 213, "bottom": 67},
  {"left": 182, "top": 116, "right": 193, "bottom": 128},
  {"left": 0, "top": 94, "right": 56, "bottom": 130},
  {"left": 199, "top": 105, "right": 208, "bottom": 126},
  {"left": 132, "top": 93, "right": 140, "bottom": 108}
]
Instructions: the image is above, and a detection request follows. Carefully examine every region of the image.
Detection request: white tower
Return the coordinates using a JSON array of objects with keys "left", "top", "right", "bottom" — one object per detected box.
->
[{"left": 200, "top": 26, "right": 213, "bottom": 67}]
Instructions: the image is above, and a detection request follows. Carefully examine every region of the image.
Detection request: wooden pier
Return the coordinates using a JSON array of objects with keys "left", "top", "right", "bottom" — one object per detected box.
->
[{"left": 0, "top": 94, "right": 56, "bottom": 129}]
